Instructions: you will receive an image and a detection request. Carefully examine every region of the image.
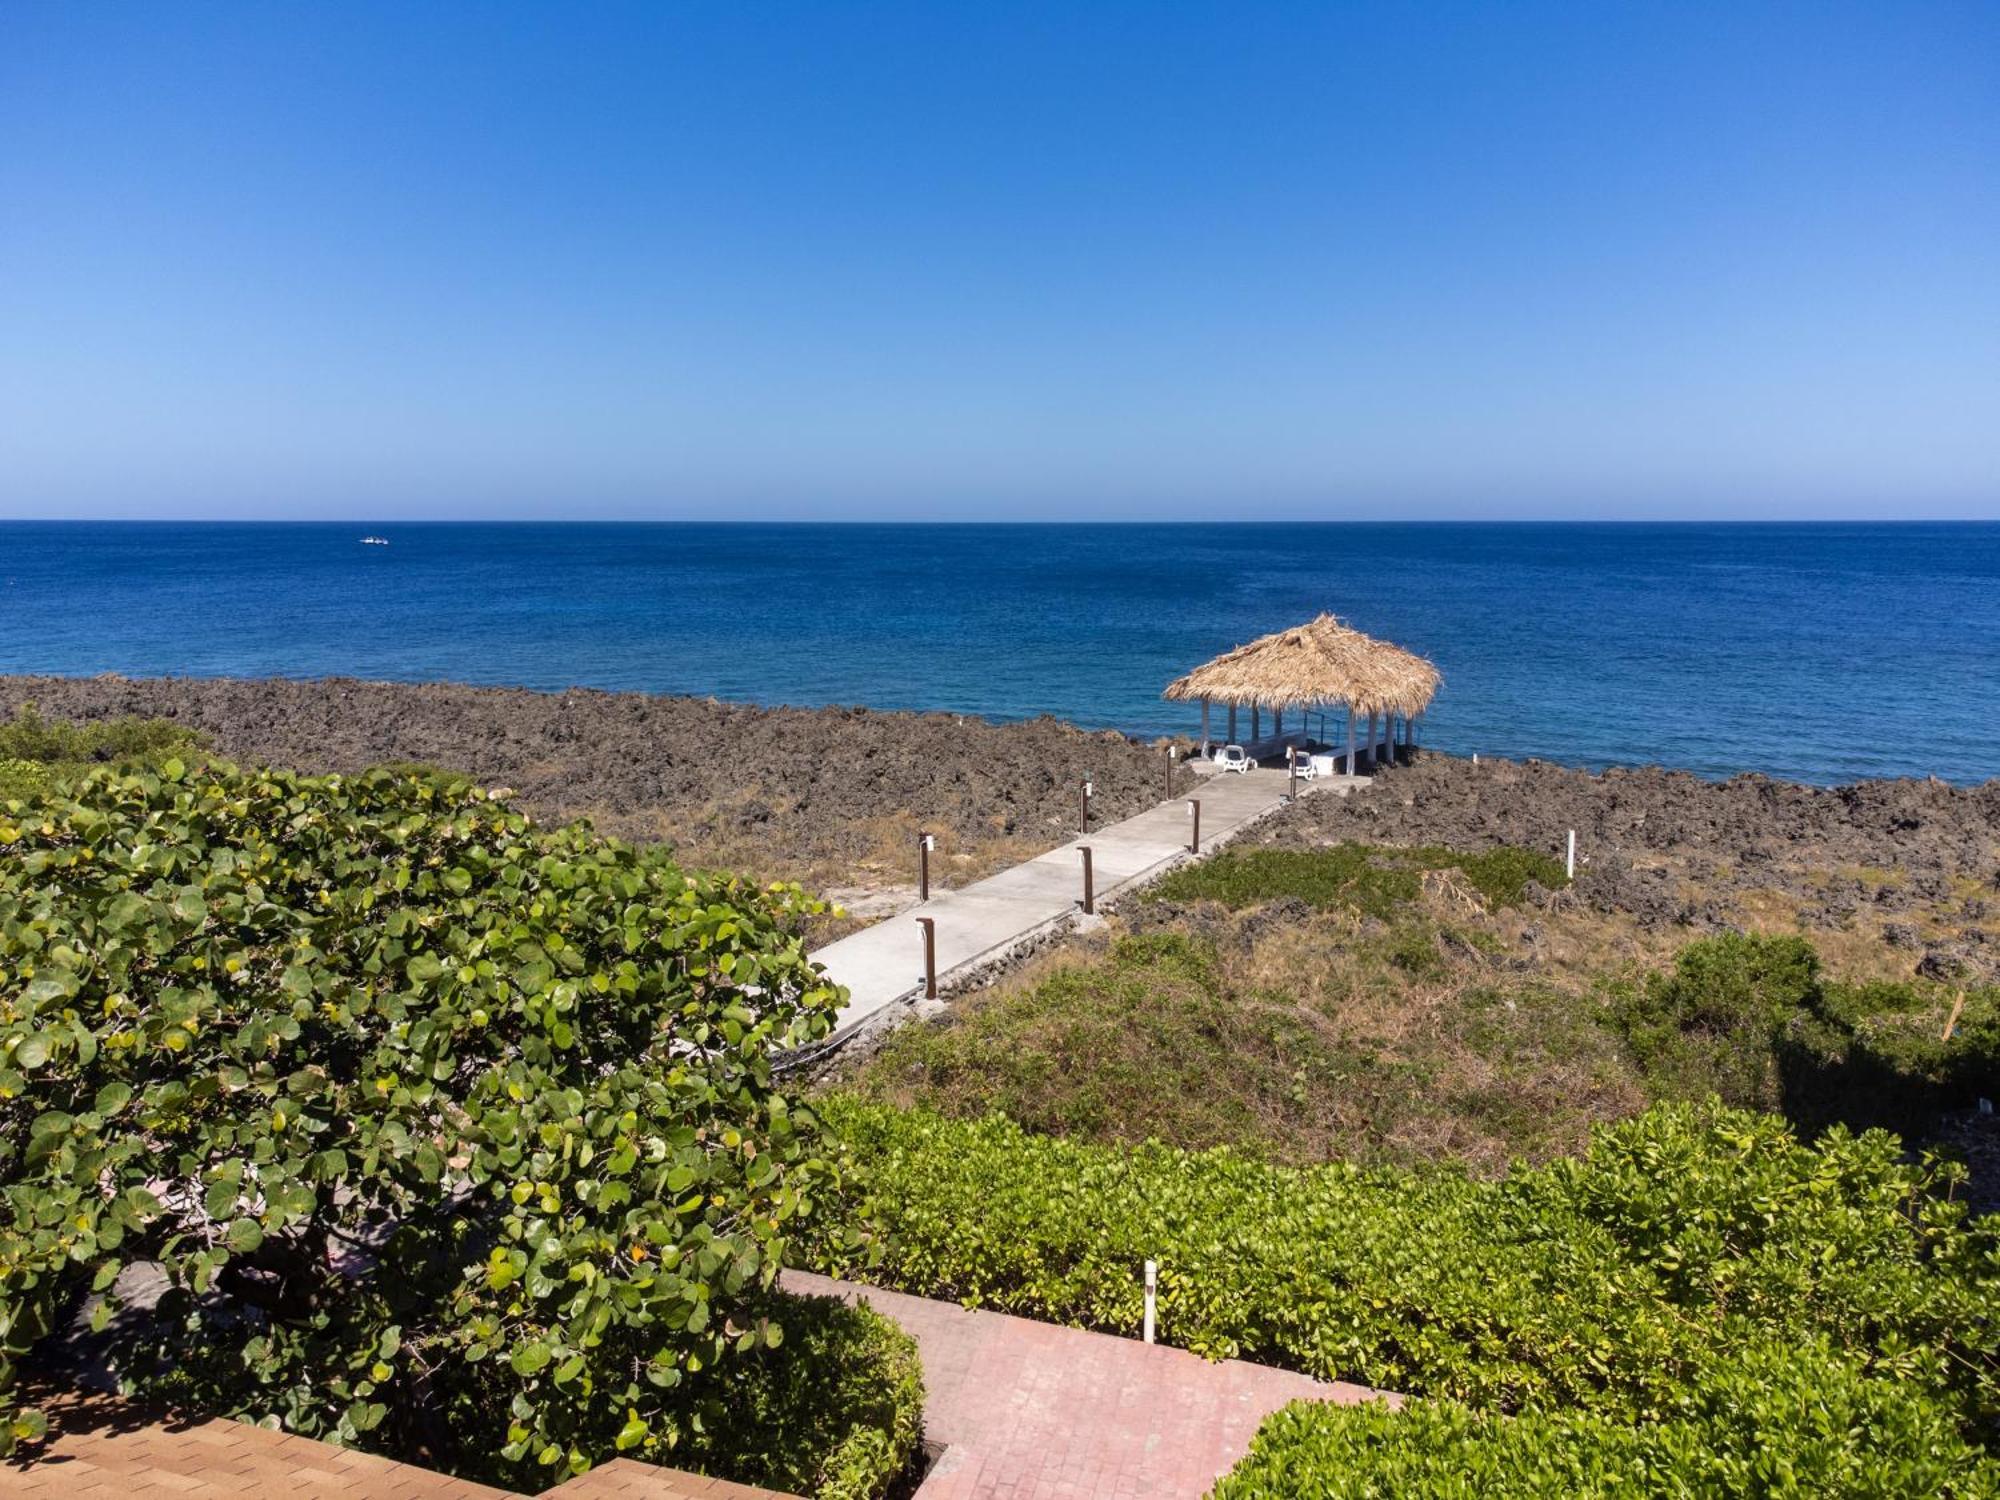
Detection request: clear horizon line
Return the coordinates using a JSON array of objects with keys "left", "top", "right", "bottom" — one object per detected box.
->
[{"left": 6, "top": 516, "right": 2000, "bottom": 528}]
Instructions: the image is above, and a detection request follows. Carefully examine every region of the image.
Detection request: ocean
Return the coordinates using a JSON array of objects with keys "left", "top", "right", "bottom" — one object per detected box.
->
[{"left": 2, "top": 521, "right": 1995, "bottom": 786}]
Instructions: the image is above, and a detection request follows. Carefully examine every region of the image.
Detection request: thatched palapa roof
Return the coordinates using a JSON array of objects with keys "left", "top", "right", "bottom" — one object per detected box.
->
[{"left": 1163, "top": 613, "right": 1440, "bottom": 717}]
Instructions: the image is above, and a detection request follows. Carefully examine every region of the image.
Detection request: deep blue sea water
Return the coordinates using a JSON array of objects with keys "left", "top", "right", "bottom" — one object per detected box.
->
[{"left": 2, "top": 522, "right": 1996, "bottom": 786}]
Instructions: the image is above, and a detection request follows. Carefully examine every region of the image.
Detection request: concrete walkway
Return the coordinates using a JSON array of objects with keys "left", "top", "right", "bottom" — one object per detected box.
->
[
  {"left": 808, "top": 766, "right": 1361, "bottom": 1046},
  {"left": 784, "top": 1271, "right": 1393, "bottom": 1499}
]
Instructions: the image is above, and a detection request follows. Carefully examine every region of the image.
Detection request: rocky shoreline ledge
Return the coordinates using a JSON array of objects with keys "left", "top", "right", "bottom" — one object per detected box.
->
[{"left": 0, "top": 674, "right": 1182, "bottom": 893}]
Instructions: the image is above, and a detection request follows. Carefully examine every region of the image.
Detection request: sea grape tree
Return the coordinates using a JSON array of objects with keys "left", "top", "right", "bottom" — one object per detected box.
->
[{"left": 0, "top": 760, "right": 850, "bottom": 1482}]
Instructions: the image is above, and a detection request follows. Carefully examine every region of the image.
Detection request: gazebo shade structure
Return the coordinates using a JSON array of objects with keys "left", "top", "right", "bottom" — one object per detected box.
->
[{"left": 1164, "top": 613, "right": 1441, "bottom": 773}]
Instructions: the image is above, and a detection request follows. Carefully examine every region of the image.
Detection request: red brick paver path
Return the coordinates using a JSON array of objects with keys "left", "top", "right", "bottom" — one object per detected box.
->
[
  {"left": 782, "top": 1271, "right": 1394, "bottom": 1499},
  {"left": 0, "top": 1388, "right": 797, "bottom": 1500}
]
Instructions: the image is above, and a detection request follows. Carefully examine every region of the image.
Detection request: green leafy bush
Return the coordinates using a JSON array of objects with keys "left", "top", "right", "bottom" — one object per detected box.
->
[
  {"left": 1148, "top": 843, "right": 1566, "bottom": 916},
  {"left": 0, "top": 760, "right": 51, "bottom": 802},
  {"left": 0, "top": 761, "right": 872, "bottom": 1487},
  {"left": 0, "top": 704, "right": 208, "bottom": 785},
  {"left": 1212, "top": 1341, "right": 1999, "bottom": 1498},
  {"left": 804, "top": 1097, "right": 1998, "bottom": 1440},
  {"left": 1615, "top": 932, "right": 1998, "bottom": 1133},
  {"left": 1612, "top": 932, "right": 1820, "bottom": 1107},
  {"left": 0, "top": 706, "right": 211, "bottom": 803},
  {"left": 672, "top": 1293, "right": 923, "bottom": 1500}
]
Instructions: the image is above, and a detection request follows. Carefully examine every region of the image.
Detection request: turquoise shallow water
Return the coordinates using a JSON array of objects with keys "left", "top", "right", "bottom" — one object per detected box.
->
[{"left": 1, "top": 521, "right": 1996, "bottom": 785}]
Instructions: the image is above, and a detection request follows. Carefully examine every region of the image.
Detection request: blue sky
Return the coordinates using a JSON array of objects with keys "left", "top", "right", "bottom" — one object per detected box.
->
[{"left": 3, "top": 2, "right": 1996, "bottom": 520}]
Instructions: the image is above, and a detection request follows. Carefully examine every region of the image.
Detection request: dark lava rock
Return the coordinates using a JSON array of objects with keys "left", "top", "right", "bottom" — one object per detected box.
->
[
  {"left": 1917, "top": 945, "right": 1970, "bottom": 981},
  {"left": 0, "top": 674, "right": 1183, "bottom": 876}
]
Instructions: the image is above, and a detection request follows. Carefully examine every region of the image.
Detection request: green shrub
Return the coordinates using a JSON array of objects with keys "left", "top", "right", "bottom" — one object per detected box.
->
[
  {"left": 0, "top": 703, "right": 207, "bottom": 768},
  {"left": 1613, "top": 932, "right": 1819, "bottom": 1108},
  {"left": 1615, "top": 932, "right": 1999, "bottom": 1134},
  {"left": 0, "top": 761, "right": 871, "bottom": 1487},
  {"left": 1148, "top": 843, "right": 1565, "bottom": 916},
  {"left": 672, "top": 1294, "right": 923, "bottom": 1500},
  {"left": 803, "top": 1097, "right": 1998, "bottom": 1439},
  {"left": 1212, "top": 1341, "right": 1999, "bottom": 1498},
  {"left": 0, "top": 706, "right": 209, "bottom": 803},
  {"left": 1152, "top": 846, "right": 1421, "bottom": 916}
]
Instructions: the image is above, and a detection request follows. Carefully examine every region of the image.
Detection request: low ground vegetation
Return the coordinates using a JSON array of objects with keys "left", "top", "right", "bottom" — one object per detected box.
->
[
  {"left": 846, "top": 929, "right": 1642, "bottom": 1169},
  {"left": 1147, "top": 841, "right": 1568, "bottom": 915},
  {"left": 0, "top": 762, "right": 914, "bottom": 1496},
  {"left": 847, "top": 886, "right": 1994, "bottom": 1173}
]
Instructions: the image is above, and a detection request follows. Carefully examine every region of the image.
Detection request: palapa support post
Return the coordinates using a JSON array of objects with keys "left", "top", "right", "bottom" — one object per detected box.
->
[
  {"left": 1347, "top": 706, "right": 1358, "bottom": 775},
  {"left": 1187, "top": 797, "right": 1201, "bottom": 854},
  {"left": 915, "top": 916, "right": 938, "bottom": 1000},
  {"left": 918, "top": 832, "right": 934, "bottom": 903},
  {"left": 1078, "top": 845, "right": 1094, "bottom": 914}
]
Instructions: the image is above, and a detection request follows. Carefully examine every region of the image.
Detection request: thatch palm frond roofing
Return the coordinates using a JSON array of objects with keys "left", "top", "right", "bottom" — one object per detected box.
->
[{"left": 1163, "top": 613, "right": 1441, "bottom": 717}]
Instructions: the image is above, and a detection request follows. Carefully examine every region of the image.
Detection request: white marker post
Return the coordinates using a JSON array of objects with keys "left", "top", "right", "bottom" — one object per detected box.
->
[
  {"left": 1143, "top": 1259, "right": 1158, "bottom": 1344},
  {"left": 1566, "top": 830, "right": 1576, "bottom": 881}
]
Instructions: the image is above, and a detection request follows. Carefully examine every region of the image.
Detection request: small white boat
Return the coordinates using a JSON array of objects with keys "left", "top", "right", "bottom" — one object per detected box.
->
[{"left": 360, "top": 536, "right": 389, "bottom": 546}]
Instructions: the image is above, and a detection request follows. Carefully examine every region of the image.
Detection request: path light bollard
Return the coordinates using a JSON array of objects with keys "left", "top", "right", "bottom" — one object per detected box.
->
[
  {"left": 918, "top": 832, "right": 934, "bottom": 903},
  {"left": 915, "top": 916, "right": 938, "bottom": 1000},
  {"left": 1143, "top": 1259, "right": 1158, "bottom": 1344},
  {"left": 1287, "top": 746, "right": 1298, "bottom": 802},
  {"left": 1081, "top": 777, "right": 1094, "bottom": 835},
  {"left": 1566, "top": 829, "right": 1576, "bottom": 881},
  {"left": 1165, "top": 746, "right": 1176, "bottom": 802},
  {"left": 1187, "top": 798, "right": 1201, "bottom": 855},
  {"left": 1079, "top": 845, "right": 1094, "bottom": 915}
]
